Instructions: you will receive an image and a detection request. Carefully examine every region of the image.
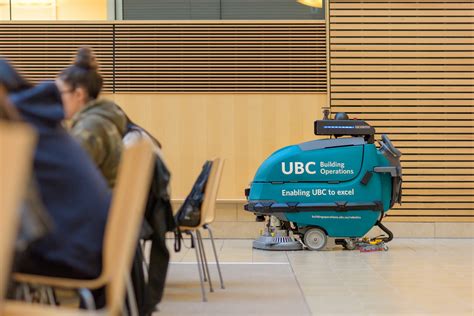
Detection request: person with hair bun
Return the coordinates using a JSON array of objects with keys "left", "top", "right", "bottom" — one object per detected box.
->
[{"left": 57, "top": 47, "right": 127, "bottom": 188}]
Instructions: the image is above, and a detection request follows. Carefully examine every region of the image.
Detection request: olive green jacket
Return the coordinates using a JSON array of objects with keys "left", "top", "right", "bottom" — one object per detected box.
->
[{"left": 70, "top": 99, "right": 127, "bottom": 188}]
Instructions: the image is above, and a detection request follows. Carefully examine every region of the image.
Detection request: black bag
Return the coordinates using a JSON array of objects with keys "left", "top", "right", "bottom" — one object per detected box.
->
[
  {"left": 175, "top": 161, "right": 213, "bottom": 227},
  {"left": 142, "top": 157, "right": 175, "bottom": 315},
  {"left": 123, "top": 124, "right": 175, "bottom": 316}
]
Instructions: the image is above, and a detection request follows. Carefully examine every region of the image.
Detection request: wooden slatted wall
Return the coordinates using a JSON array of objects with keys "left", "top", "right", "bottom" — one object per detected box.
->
[
  {"left": 0, "top": 21, "right": 327, "bottom": 93},
  {"left": 114, "top": 21, "right": 326, "bottom": 92},
  {"left": 328, "top": 0, "right": 474, "bottom": 221},
  {"left": 0, "top": 23, "right": 114, "bottom": 92}
]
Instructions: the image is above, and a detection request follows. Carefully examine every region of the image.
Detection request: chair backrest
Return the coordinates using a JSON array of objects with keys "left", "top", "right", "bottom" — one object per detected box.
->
[
  {"left": 102, "top": 140, "right": 154, "bottom": 316},
  {"left": 201, "top": 158, "right": 225, "bottom": 225},
  {"left": 0, "top": 122, "right": 36, "bottom": 306}
]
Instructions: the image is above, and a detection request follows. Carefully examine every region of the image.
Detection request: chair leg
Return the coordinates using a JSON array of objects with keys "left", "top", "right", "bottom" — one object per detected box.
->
[
  {"left": 195, "top": 231, "right": 208, "bottom": 283},
  {"left": 189, "top": 231, "right": 207, "bottom": 302},
  {"left": 196, "top": 229, "right": 214, "bottom": 293},
  {"left": 126, "top": 274, "right": 139, "bottom": 316},
  {"left": 38, "top": 286, "right": 49, "bottom": 304},
  {"left": 21, "top": 283, "right": 32, "bottom": 302},
  {"left": 78, "top": 288, "right": 96, "bottom": 310},
  {"left": 205, "top": 224, "right": 225, "bottom": 289},
  {"left": 140, "top": 240, "right": 149, "bottom": 281},
  {"left": 46, "top": 287, "right": 57, "bottom": 305},
  {"left": 141, "top": 240, "right": 149, "bottom": 267}
]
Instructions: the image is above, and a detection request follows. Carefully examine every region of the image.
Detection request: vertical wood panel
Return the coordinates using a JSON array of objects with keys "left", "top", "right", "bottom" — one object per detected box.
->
[{"left": 328, "top": 0, "right": 474, "bottom": 222}]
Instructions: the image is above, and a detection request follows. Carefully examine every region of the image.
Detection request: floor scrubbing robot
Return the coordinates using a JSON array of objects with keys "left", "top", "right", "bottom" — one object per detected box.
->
[{"left": 245, "top": 112, "right": 402, "bottom": 251}]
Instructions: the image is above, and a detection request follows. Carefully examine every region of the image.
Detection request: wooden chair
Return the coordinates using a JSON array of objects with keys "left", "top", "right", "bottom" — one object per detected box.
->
[
  {"left": 7, "top": 140, "right": 155, "bottom": 316},
  {"left": 200, "top": 158, "right": 225, "bottom": 290},
  {"left": 178, "top": 158, "right": 225, "bottom": 302},
  {"left": 0, "top": 122, "right": 37, "bottom": 313}
]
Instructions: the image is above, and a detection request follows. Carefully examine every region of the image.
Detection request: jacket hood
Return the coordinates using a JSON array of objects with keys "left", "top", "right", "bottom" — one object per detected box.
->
[
  {"left": 72, "top": 99, "right": 127, "bottom": 136},
  {"left": 10, "top": 82, "right": 64, "bottom": 127}
]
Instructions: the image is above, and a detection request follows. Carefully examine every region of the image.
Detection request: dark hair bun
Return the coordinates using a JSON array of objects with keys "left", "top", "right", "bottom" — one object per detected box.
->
[{"left": 74, "top": 47, "right": 98, "bottom": 70}]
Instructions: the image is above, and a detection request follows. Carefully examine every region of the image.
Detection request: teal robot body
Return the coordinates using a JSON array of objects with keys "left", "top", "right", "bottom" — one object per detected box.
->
[{"left": 245, "top": 116, "right": 402, "bottom": 249}]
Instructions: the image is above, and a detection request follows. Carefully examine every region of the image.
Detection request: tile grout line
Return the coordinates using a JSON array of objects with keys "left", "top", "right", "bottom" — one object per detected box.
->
[
  {"left": 169, "top": 262, "right": 290, "bottom": 265},
  {"left": 285, "top": 252, "right": 313, "bottom": 316},
  {"left": 219, "top": 239, "right": 225, "bottom": 252},
  {"left": 177, "top": 239, "right": 192, "bottom": 262}
]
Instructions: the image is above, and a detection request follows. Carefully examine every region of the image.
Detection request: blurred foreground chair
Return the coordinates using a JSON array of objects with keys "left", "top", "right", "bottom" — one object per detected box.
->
[
  {"left": 178, "top": 158, "right": 225, "bottom": 302},
  {"left": 0, "top": 122, "right": 37, "bottom": 314},
  {"left": 7, "top": 140, "right": 154, "bottom": 316}
]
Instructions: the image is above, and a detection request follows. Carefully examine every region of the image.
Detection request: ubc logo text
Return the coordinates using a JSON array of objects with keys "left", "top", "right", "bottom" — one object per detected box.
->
[{"left": 281, "top": 162, "right": 316, "bottom": 175}]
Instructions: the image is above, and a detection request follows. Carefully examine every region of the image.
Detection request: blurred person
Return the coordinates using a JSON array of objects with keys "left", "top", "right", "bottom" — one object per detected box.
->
[
  {"left": 57, "top": 47, "right": 127, "bottom": 188},
  {"left": 0, "top": 80, "right": 53, "bottom": 300},
  {"left": 1, "top": 59, "right": 110, "bottom": 307},
  {"left": 0, "top": 85, "right": 51, "bottom": 254}
]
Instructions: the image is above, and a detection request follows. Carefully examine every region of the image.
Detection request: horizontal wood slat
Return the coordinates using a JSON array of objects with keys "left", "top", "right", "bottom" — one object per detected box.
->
[
  {"left": 328, "top": 0, "right": 474, "bottom": 222},
  {"left": 114, "top": 22, "right": 326, "bottom": 92},
  {"left": 0, "top": 21, "right": 327, "bottom": 93},
  {"left": 0, "top": 24, "right": 114, "bottom": 92}
]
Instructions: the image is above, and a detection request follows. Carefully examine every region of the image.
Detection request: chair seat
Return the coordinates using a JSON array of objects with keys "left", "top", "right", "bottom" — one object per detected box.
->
[{"left": 3, "top": 301, "right": 104, "bottom": 316}]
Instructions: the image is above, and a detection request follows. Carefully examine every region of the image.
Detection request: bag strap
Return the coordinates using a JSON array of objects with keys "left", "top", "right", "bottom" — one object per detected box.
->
[{"left": 174, "top": 226, "right": 183, "bottom": 252}]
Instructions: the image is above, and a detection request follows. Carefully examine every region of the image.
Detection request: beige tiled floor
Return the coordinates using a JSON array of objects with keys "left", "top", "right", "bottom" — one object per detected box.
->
[{"left": 158, "top": 239, "right": 474, "bottom": 316}]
